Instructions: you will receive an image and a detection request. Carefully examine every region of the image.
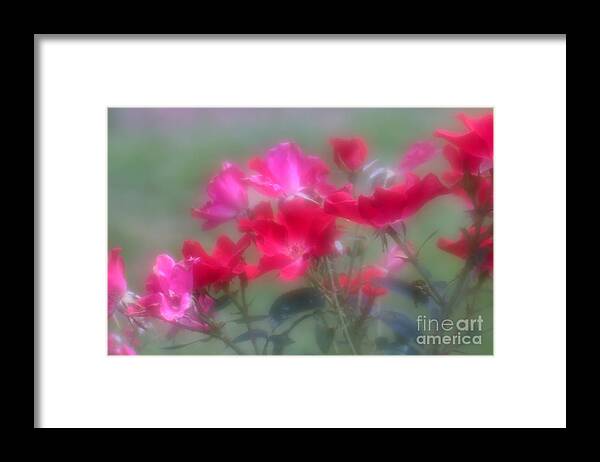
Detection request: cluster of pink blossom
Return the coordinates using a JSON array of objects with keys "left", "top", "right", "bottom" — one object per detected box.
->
[{"left": 108, "top": 112, "right": 493, "bottom": 355}]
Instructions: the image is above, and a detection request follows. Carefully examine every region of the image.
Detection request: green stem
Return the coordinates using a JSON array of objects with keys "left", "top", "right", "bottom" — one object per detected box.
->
[
  {"left": 211, "top": 331, "right": 246, "bottom": 355},
  {"left": 325, "top": 258, "right": 358, "bottom": 355},
  {"left": 342, "top": 225, "right": 362, "bottom": 303},
  {"left": 386, "top": 226, "right": 446, "bottom": 308},
  {"left": 226, "top": 285, "right": 260, "bottom": 354},
  {"left": 306, "top": 271, "right": 336, "bottom": 307},
  {"left": 342, "top": 244, "right": 357, "bottom": 303},
  {"left": 261, "top": 312, "right": 315, "bottom": 355}
]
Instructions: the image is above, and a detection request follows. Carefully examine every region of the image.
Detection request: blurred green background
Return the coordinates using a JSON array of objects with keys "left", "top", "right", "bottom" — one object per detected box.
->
[{"left": 108, "top": 108, "right": 492, "bottom": 355}]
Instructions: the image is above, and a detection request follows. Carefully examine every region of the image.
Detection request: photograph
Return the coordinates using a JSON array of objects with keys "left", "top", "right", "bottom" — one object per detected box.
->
[{"left": 108, "top": 108, "right": 494, "bottom": 355}]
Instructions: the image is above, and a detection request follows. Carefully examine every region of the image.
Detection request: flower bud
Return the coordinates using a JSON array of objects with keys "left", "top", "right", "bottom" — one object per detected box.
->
[{"left": 330, "top": 137, "right": 368, "bottom": 173}]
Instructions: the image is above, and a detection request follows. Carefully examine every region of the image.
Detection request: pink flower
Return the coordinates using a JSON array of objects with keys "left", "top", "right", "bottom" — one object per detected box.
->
[
  {"left": 435, "top": 112, "right": 493, "bottom": 161},
  {"left": 330, "top": 137, "right": 368, "bottom": 173},
  {"left": 127, "top": 253, "right": 214, "bottom": 332},
  {"left": 108, "top": 248, "right": 127, "bottom": 317},
  {"left": 171, "top": 293, "right": 215, "bottom": 333},
  {"left": 108, "top": 333, "right": 137, "bottom": 355},
  {"left": 130, "top": 254, "right": 193, "bottom": 322},
  {"left": 246, "top": 141, "right": 330, "bottom": 198},
  {"left": 382, "top": 244, "right": 412, "bottom": 273},
  {"left": 398, "top": 141, "right": 438, "bottom": 172},
  {"left": 192, "top": 162, "right": 249, "bottom": 230}
]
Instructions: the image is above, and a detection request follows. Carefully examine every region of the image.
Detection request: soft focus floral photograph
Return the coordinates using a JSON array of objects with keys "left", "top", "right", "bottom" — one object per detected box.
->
[{"left": 108, "top": 108, "right": 493, "bottom": 355}]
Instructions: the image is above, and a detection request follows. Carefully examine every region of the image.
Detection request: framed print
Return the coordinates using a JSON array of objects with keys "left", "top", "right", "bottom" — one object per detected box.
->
[{"left": 35, "top": 35, "right": 566, "bottom": 428}]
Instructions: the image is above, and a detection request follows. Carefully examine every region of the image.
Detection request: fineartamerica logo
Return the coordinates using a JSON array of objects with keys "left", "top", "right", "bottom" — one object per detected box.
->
[{"left": 416, "top": 315, "right": 484, "bottom": 346}]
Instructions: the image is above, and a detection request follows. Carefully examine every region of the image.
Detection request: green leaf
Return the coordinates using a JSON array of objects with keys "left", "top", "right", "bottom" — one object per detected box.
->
[
  {"left": 269, "top": 333, "right": 295, "bottom": 355},
  {"left": 229, "top": 315, "right": 269, "bottom": 325},
  {"left": 232, "top": 329, "right": 269, "bottom": 344},
  {"left": 375, "top": 310, "right": 418, "bottom": 343},
  {"left": 269, "top": 287, "right": 325, "bottom": 325}
]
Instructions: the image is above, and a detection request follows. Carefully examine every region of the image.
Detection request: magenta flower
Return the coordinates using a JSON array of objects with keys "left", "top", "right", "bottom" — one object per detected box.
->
[
  {"left": 133, "top": 254, "right": 193, "bottom": 322},
  {"left": 398, "top": 141, "right": 438, "bottom": 172},
  {"left": 108, "top": 247, "right": 127, "bottom": 317},
  {"left": 246, "top": 141, "right": 330, "bottom": 198},
  {"left": 171, "top": 293, "right": 214, "bottom": 333},
  {"left": 382, "top": 244, "right": 412, "bottom": 273},
  {"left": 107, "top": 333, "right": 137, "bottom": 355},
  {"left": 127, "top": 254, "right": 214, "bottom": 332},
  {"left": 192, "top": 162, "right": 249, "bottom": 230}
]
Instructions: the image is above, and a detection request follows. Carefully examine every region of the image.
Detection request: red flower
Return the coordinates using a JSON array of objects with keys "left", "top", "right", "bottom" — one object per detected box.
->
[
  {"left": 330, "top": 137, "right": 368, "bottom": 173},
  {"left": 438, "top": 226, "right": 493, "bottom": 274},
  {"left": 238, "top": 201, "right": 274, "bottom": 233},
  {"left": 473, "top": 174, "right": 493, "bottom": 212},
  {"left": 182, "top": 235, "right": 251, "bottom": 290},
  {"left": 448, "top": 172, "right": 494, "bottom": 212},
  {"left": 325, "top": 173, "right": 448, "bottom": 228},
  {"left": 243, "top": 198, "right": 337, "bottom": 281},
  {"left": 323, "top": 185, "right": 369, "bottom": 225},
  {"left": 435, "top": 112, "right": 493, "bottom": 161},
  {"left": 443, "top": 148, "right": 493, "bottom": 213},
  {"left": 441, "top": 144, "right": 485, "bottom": 185},
  {"left": 435, "top": 113, "right": 494, "bottom": 214},
  {"left": 339, "top": 265, "right": 388, "bottom": 298}
]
